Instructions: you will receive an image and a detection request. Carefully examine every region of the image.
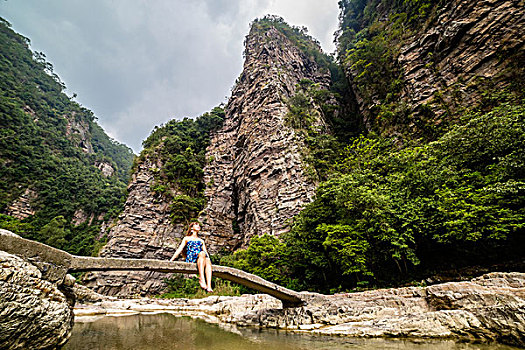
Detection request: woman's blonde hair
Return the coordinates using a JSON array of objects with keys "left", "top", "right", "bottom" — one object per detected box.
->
[{"left": 186, "top": 221, "right": 201, "bottom": 236}]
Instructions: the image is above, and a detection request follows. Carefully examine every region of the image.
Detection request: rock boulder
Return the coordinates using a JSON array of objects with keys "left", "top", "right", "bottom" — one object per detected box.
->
[{"left": 0, "top": 251, "right": 74, "bottom": 350}]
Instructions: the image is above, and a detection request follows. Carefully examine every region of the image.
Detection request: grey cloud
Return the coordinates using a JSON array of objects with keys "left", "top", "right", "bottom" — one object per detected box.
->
[{"left": 1, "top": 0, "right": 339, "bottom": 153}]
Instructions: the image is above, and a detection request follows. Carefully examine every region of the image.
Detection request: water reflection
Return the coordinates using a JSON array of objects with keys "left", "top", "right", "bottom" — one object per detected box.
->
[{"left": 64, "top": 314, "right": 519, "bottom": 350}]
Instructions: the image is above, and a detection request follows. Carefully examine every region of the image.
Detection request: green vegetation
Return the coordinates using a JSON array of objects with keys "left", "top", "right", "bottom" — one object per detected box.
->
[
  {"left": 158, "top": 275, "right": 241, "bottom": 299},
  {"left": 218, "top": 12, "right": 523, "bottom": 294},
  {"left": 338, "top": 0, "right": 437, "bottom": 119},
  {"left": 0, "top": 18, "right": 134, "bottom": 256},
  {"left": 138, "top": 107, "right": 224, "bottom": 225},
  {"left": 1, "top": 5, "right": 522, "bottom": 299},
  {"left": 223, "top": 100, "right": 525, "bottom": 293},
  {"left": 284, "top": 79, "right": 342, "bottom": 180}
]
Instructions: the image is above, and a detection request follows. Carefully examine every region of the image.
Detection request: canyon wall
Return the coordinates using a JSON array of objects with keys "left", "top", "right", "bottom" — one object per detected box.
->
[
  {"left": 87, "top": 24, "right": 331, "bottom": 297},
  {"left": 201, "top": 25, "right": 330, "bottom": 252},
  {"left": 345, "top": 0, "right": 524, "bottom": 137},
  {"left": 84, "top": 158, "right": 185, "bottom": 296}
]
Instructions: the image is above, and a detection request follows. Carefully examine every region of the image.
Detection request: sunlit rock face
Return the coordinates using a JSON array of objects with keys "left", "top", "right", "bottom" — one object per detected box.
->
[
  {"left": 0, "top": 250, "right": 74, "bottom": 350},
  {"left": 201, "top": 26, "right": 330, "bottom": 252}
]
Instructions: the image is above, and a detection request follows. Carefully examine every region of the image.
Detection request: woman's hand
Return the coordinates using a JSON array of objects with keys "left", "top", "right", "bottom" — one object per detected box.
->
[{"left": 170, "top": 237, "right": 187, "bottom": 261}]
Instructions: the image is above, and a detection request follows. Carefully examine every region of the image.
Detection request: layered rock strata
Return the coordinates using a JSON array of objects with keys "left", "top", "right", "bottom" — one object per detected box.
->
[
  {"left": 76, "top": 272, "right": 525, "bottom": 347},
  {"left": 0, "top": 250, "right": 75, "bottom": 350},
  {"left": 83, "top": 158, "right": 184, "bottom": 297},
  {"left": 65, "top": 112, "right": 94, "bottom": 154},
  {"left": 202, "top": 26, "right": 330, "bottom": 251},
  {"left": 348, "top": 0, "right": 525, "bottom": 136},
  {"left": 6, "top": 187, "right": 37, "bottom": 220}
]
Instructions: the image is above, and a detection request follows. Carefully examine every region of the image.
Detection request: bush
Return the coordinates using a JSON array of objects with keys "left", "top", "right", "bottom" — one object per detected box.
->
[{"left": 158, "top": 275, "right": 241, "bottom": 299}]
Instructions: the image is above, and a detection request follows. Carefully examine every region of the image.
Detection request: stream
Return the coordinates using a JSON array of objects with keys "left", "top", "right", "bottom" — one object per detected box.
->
[{"left": 64, "top": 314, "right": 520, "bottom": 350}]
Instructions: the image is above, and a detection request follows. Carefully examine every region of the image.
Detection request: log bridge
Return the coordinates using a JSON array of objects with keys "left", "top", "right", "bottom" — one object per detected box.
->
[{"left": 0, "top": 230, "right": 304, "bottom": 307}]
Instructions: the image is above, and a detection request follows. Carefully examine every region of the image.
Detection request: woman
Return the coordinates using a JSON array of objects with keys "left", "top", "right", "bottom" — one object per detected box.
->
[{"left": 170, "top": 222, "right": 213, "bottom": 292}]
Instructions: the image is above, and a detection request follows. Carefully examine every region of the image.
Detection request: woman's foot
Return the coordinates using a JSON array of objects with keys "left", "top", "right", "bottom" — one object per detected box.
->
[
  {"left": 199, "top": 279, "right": 207, "bottom": 290},
  {"left": 206, "top": 288, "right": 213, "bottom": 293}
]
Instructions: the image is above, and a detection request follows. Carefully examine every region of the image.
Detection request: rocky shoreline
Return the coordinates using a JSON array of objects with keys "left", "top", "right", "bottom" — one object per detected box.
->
[
  {"left": 73, "top": 272, "right": 525, "bottom": 347},
  {"left": 1, "top": 243, "right": 524, "bottom": 349}
]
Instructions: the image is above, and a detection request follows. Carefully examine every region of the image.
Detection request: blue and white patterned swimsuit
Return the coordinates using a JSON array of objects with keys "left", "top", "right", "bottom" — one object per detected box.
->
[{"left": 185, "top": 239, "right": 206, "bottom": 263}]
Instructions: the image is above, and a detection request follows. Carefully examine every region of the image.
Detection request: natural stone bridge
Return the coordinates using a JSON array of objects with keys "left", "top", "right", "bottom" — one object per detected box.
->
[{"left": 0, "top": 230, "right": 303, "bottom": 307}]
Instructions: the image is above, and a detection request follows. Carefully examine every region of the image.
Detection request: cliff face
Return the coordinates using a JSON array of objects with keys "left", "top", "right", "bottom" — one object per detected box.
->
[
  {"left": 344, "top": 0, "right": 524, "bottom": 137},
  {"left": 202, "top": 26, "right": 330, "bottom": 252},
  {"left": 84, "top": 157, "right": 184, "bottom": 297},
  {"left": 87, "top": 24, "right": 331, "bottom": 297}
]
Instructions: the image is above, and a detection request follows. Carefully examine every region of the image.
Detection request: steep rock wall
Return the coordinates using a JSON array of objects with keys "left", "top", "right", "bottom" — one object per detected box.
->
[
  {"left": 6, "top": 187, "right": 37, "bottom": 220},
  {"left": 346, "top": 0, "right": 524, "bottom": 137},
  {"left": 84, "top": 157, "right": 184, "bottom": 297},
  {"left": 202, "top": 26, "right": 330, "bottom": 252},
  {"left": 85, "top": 24, "right": 331, "bottom": 297}
]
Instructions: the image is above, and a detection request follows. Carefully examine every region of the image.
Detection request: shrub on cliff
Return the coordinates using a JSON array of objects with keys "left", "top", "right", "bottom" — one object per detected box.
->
[{"left": 138, "top": 107, "right": 225, "bottom": 225}]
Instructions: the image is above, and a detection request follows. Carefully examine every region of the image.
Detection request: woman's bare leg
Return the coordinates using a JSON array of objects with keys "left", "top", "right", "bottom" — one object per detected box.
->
[
  {"left": 197, "top": 252, "right": 207, "bottom": 289},
  {"left": 205, "top": 258, "right": 213, "bottom": 291}
]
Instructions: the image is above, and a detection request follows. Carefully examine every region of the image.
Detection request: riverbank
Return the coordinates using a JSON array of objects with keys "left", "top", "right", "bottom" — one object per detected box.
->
[{"left": 74, "top": 272, "right": 525, "bottom": 347}]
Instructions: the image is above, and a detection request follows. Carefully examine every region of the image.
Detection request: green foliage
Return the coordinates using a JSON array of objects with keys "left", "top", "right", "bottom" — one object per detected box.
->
[
  {"left": 159, "top": 276, "right": 241, "bottom": 299},
  {"left": 0, "top": 214, "right": 36, "bottom": 237},
  {"left": 220, "top": 234, "right": 301, "bottom": 291},
  {"left": 39, "top": 216, "right": 70, "bottom": 249},
  {"left": 337, "top": 0, "right": 439, "bottom": 131},
  {"left": 140, "top": 107, "right": 225, "bottom": 225},
  {"left": 0, "top": 18, "right": 133, "bottom": 255},
  {"left": 169, "top": 195, "right": 205, "bottom": 224},
  {"left": 286, "top": 101, "right": 524, "bottom": 291},
  {"left": 345, "top": 32, "right": 401, "bottom": 106},
  {"left": 231, "top": 101, "right": 524, "bottom": 293},
  {"left": 285, "top": 80, "right": 343, "bottom": 180}
]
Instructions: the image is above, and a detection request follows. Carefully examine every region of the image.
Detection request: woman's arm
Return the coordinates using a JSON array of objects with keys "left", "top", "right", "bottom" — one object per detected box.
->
[
  {"left": 202, "top": 240, "right": 211, "bottom": 261},
  {"left": 170, "top": 237, "right": 187, "bottom": 261}
]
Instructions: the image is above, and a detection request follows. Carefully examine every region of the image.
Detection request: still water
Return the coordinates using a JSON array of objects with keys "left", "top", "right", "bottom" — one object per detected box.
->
[{"left": 65, "top": 314, "right": 519, "bottom": 350}]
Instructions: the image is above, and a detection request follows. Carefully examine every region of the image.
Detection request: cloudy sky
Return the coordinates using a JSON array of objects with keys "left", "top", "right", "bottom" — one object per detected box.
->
[{"left": 1, "top": 1, "right": 340, "bottom": 153}]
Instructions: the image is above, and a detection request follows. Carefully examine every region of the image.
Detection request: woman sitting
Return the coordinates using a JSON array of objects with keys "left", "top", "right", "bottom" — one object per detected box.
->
[{"left": 170, "top": 221, "right": 213, "bottom": 292}]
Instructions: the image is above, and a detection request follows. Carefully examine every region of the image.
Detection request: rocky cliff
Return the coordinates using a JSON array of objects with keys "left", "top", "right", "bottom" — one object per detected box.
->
[
  {"left": 0, "top": 230, "right": 75, "bottom": 350},
  {"left": 83, "top": 157, "right": 185, "bottom": 297},
  {"left": 86, "top": 21, "right": 332, "bottom": 297},
  {"left": 202, "top": 24, "right": 330, "bottom": 252},
  {"left": 342, "top": 0, "right": 524, "bottom": 138}
]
